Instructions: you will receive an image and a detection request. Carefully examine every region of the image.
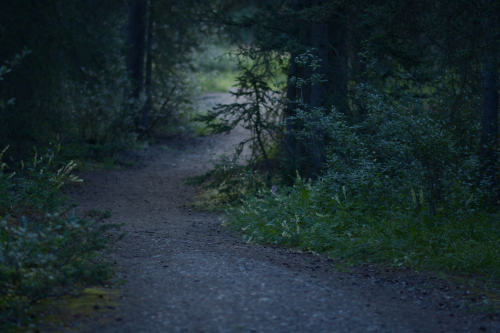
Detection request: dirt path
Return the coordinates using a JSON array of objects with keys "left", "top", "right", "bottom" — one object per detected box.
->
[{"left": 70, "top": 94, "right": 498, "bottom": 333}]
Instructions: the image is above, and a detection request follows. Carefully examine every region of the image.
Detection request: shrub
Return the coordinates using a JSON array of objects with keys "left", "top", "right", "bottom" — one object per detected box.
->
[
  {"left": 225, "top": 175, "right": 500, "bottom": 279},
  {"left": 188, "top": 155, "right": 268, "bottom": 210},
  {"left": 0, "top": 146, "right": 118, "bottom": 330},
  {"left": 224, "top": 85, "right": 499, "bottom": 282}
]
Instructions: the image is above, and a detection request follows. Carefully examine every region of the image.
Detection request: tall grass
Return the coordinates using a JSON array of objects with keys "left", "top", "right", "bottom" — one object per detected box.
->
[{"left": 225, "top": 176, "right": 500, "bottom": 282}]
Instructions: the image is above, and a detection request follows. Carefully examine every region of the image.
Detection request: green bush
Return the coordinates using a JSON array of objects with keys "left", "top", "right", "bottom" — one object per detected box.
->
[
  {"left": 188, "top": 155, "right": 269, "bottom": 210},
  {"left": 0, "top": 146, "right": 118, "bottom": 330},
  {"left": 224, "top": 85, "right": 499, "bottom": 282},
  {"left": 225, "top": 175, "right": 500, "bottom": 279}
]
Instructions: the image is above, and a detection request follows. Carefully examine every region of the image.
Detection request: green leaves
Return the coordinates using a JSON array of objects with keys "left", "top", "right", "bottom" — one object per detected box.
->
[
  {"left": 225, "top": 172, "right": 500, "bottom": 280},
  {"left": 0, "top": 148, "right": 118, "bottom": 329}
]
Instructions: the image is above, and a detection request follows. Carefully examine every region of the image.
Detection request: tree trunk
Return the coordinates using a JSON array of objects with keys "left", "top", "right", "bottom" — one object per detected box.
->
[
  {"left": 480, "top": 59, "right": 499, "bottom": 199},
  {"left": 142, "top": 0, "right": 154, "bottom": 133},
  {"left": 480, "top": 0, "right": 499, "bottom": 202},
  {"left": 283, "top": 0, "right": 305, "bottom": 180},
  {"left": 309, "top": 0, "right": 329, "bottom": 175},
  {"left": 126, "top": 0, "right": 147, "bottom": 101},
  {"left": 326, "top": 15, "right": 348, "bottom": 115},
  {"left": 285, "top": 52, "right": 299, "bottom": 177}
]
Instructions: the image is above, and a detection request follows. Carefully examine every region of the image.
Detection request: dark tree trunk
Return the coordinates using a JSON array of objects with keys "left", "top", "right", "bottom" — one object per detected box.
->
[
  {"left": 480, "top": 59, "right": 499, "bottom": 199},
  {"left": 326, "top": 15, "right": 348, "bottom": 115},
  {"left": 126, "top": 0, "right": 147, "bottom": 100},
  {"left": 283, "top": 0, "right": 305, "bottom": 180},
  {"left": 309, "top": 0, "right": 329, "bottom": 175},
  {"left": 480, "top": 0, "right": 499, "bottom": 202},
  {"left": 283, "top": 0, "right": 349, "bottom": 179},
  {"left": 142, "top": 0, "right": 154, "bottom": 133},
  {"left": 285, "top": 52, "right": 299, "bottom": 176},
  {"left": 310, "top": 1, "right": 328, "bottom": 109}
]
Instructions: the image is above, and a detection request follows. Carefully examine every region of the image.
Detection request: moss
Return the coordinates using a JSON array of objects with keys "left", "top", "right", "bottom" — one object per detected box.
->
[{"left": 27, "top": 287, "right": 121, "bottom": 332}]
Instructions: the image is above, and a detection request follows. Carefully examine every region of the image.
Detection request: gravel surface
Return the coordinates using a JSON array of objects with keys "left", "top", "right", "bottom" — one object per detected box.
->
[{"left": 69, "top": 94, "right": 499, "bottom": 333}]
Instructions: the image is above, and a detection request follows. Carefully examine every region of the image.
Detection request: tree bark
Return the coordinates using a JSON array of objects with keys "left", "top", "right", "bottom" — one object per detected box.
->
[
  {"left": 480, "top": 0, "right": 499, "bottom": 202},
  {"left": 326, "top": 14, "right": 348, "bottom": 115},
  {"left": 285, "top": 52, "right": 299, "bottom": 176},
  {"left": 480, "top": 59, "right": 499, "bottom": 199},
  {"left": 142, "top": 0, "right": 154, "bottom": 133},
  {"left": 126, "top": 0, "right": 147, "bottom": 100},
  {"left": 309, "top": 0, "right": 329, "bottom": 175}
]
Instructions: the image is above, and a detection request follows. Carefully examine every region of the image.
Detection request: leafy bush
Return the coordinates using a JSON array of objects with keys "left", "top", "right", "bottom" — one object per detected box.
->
[
  {"left": 225, "top": 175, "right": 500, "bottom": 279},
  {"left": 289, "top": 83, "right": 486, "bottom": 214},
  {"left": 198, "top": 48, "right": 284, "bottom": 169},
  {"left": 0, "top": 146, "right": 118, "bottom": 330},
  {"left": 224, "top": 85, "right": 499, "bottom": 282},
  {"left": 188, "top": 155, "right": 268, "bottom": 210},
  {"left": 64, "top": 65, "right": 137, "bottom": 161}
]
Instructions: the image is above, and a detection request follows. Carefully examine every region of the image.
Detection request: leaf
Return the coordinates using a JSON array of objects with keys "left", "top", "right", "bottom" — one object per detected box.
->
[{"left": 301, "top": 187, "right": 309, "bottom": 203}]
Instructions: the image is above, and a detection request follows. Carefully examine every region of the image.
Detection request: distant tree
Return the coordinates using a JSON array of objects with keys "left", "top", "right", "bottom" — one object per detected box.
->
[
  {"left": 126, "top": 0, "right": 147, "bottom": 133},
  {"left": 479, "top": 0, "right": 499, "bottom": 201},
  {"left": 0, "top": 0, "right": 126, "bottom": 158},
  {"left": 143, "top": 0, "right": 154, "bottom": 133}
]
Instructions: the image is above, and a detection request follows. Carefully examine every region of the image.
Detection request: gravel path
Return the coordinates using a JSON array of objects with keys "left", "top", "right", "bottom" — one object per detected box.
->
[{"left": 70, "top": 94, "right": 498, "bottom": 333}]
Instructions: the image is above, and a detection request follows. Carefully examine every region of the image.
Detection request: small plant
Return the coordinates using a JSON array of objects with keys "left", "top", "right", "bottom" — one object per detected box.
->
[
  {"left": 187, "top": 155, "right": 268, "bottom": 210},
  {"left": 0, "top": 146, "right": 119, "bottom": 330},
  {"left": 197, "top": 48, "right": 284, "bottom": 169}
]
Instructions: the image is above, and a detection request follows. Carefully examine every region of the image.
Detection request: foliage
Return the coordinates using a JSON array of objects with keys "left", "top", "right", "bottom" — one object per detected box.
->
[
  {"left": 0, "top": 1, "right": 127, "bottom": 160},
  {"left": 208, "top": 1, "right": 500, "bottom": 286},
  {"left": 0, "top": 0, "right": 216, "bottom": 160},
  {"left": 225, "top": 174, "right": 500, "bottom": 280},
  {"left": 220, "top": 56, "right": 499, "bottom": 280},
  {"left": 192, "top": 41, "right": 239, "bottom": 93},
  {"left": 0, "top": 146, "right": 118, "bottom": 330},
  {"left": 187, "top": 155, "right": 268, "bottom": 210},
  {"left": 136, "top": 0, "right": 219, "bottom": 138},
  {"left": 64, "top": 64, "right": 137, "bottom": 161},
  {"left": 198, "top": 48, "right": 285, "bottom": 167}
]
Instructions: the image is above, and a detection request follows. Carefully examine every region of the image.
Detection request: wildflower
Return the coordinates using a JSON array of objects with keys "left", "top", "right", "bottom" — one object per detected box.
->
[{"left": 271, "top": 185, "right": 278, "bottom": 195}]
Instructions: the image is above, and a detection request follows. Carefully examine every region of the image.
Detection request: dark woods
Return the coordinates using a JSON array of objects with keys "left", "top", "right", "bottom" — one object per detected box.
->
[
  {"left": 202, "top": 1, "right": 498, "bottom": 208},
  {"left": 0, "top": 0, "right": 210, "bottom": 160},
  {"left": 1, "top": 0, "right": 498, "bottom": 200},
  {"left": 0, "top": 1, "right": 212, "bottom": 328},
  {"left": 0, "top": 0, "right": 499, "bottom": 328},
  {"left": 209, "top": 0, "right": 500, "bottom": 282}
]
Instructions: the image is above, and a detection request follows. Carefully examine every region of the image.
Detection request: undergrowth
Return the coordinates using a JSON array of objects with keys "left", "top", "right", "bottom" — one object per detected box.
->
[
  {"left": 192, "top": 42, "right": 238, "bottom": 93},
  {"left": 0, "top": 145, "right": 119, "bottom": 331},
  {"left": 187, "top": 156, "right": 268, "bottom": 210},
  {"left": 224, "top": 175, "right": 500, "bottom": 286}
]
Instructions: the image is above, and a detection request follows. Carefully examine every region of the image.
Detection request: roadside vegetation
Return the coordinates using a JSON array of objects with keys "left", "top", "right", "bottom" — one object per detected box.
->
[
  {"left": 193, "top": 42, "right": 239, "bottom": 94},
  {"left": 1, "top": 0, "right": 499, "bottom": 328},
  {"left": 0, "top": 146, "right": 118, "bottom": 330},
  {"left": 0, "top": 1, "right": 218, "bottom": 329},
  {"left": 193, "top": 1, "right": 500, "bottom": 300}
]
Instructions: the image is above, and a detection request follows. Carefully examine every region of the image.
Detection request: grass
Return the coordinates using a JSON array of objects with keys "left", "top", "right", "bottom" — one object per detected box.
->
[
  {"left": 192, "top": 41, "right": 239, "bottom": 94},
  {"left": 222, "top": 177, "right": 500, "bottom": 298},
  {"left": 27, "top": 287, "right": 121, "bottom": 331},
  {"left": 196, "top": 70, "right": 238, "bottom": 93}
]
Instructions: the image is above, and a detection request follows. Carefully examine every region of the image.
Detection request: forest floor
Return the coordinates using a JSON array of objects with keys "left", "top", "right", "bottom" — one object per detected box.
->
[{"left": 67, "top": 93, "right": 499, "bottom": 333}]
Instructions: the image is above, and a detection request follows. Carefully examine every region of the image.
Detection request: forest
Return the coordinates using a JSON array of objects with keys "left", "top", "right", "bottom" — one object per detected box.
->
[{"left": 0, "top": 0, "right": 499, "bottom": 330}]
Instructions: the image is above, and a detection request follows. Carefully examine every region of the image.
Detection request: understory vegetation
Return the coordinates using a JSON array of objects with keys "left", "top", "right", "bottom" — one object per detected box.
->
[
  {"left": 0, "top": 146, "right": 118, "bottom": 330},
  {"left": 194, "top": 0, "right": 500, "bottom": 291},
  {"left": 1, "top": 0, "right": 499, "bottom": 327},
  {"left": 0, "top": 1, "right": 219, "bottom": 329},
  {"left": 226, "top": 176, "right": 499, "bottom": 279},
  {"left": 193, "top": 42, "right": 239, "bottom": 94}
]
